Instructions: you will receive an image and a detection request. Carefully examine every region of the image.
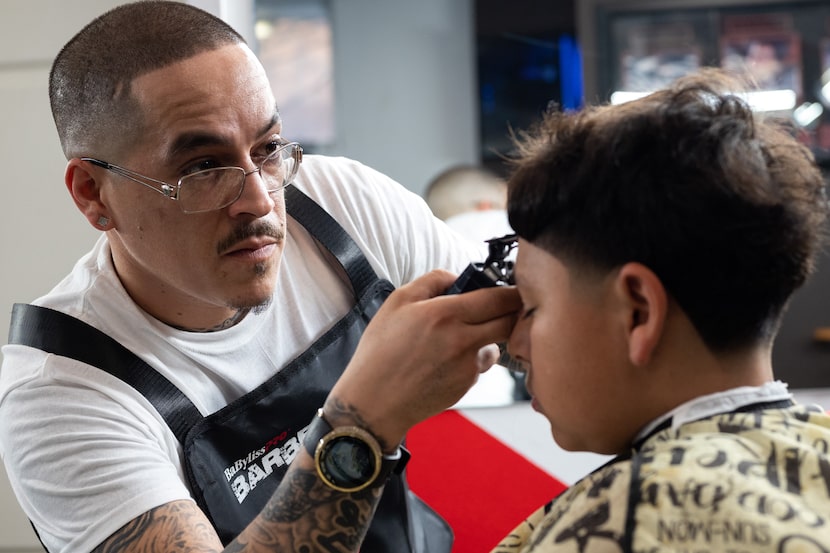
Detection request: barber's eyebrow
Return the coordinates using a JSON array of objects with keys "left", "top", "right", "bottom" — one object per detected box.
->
[
  {"left": 166, "top": 108, "right": 282, "bottom": 160},
  {"left": 168, "top": 132, "right": 231, "bottom": 160},
  {"left": 260, "top": 109, "right": 281, "bottom": 137}
]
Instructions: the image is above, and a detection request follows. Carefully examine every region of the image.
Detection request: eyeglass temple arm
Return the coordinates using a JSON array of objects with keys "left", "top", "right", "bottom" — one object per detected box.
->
[{"left": 81, "top": 158, "right": 177, "bottom": 199}]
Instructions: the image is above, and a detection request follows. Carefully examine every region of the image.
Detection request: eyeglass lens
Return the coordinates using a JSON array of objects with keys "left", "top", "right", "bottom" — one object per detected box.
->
[{"left": 178, "top": 145, "right": 300, "bottom": 213}]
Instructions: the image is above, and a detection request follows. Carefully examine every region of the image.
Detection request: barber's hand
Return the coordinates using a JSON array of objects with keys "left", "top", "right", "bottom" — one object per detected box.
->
[{"left": 325, "top": 270, "right": 521, "bottom": 450}]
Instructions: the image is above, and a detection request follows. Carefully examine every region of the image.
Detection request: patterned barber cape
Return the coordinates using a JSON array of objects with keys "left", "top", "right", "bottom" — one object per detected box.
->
[{"left": 491, "top": 405, "right": 830, "bottom": 552}]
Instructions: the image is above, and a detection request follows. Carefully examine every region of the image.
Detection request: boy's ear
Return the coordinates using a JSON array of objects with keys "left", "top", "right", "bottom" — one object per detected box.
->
[
  {"left": 615, "top": 262, "right": 668, "bottom": 367},
  {"left": 65, "top": 158, "right": 112, "bottom": 230}
]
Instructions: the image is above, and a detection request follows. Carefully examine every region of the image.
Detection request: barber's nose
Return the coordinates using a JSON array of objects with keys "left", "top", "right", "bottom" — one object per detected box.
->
[{"left": 229, "top": 169, "right": 276, "bottom": 217}]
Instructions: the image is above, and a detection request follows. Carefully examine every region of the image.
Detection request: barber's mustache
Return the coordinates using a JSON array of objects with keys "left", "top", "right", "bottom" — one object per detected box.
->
[{"left": 217, "top": 221, "right": 285, "bottom": 254}]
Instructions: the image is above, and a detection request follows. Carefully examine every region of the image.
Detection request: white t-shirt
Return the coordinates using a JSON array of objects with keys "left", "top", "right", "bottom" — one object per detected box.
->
[
  {"left": 0, "top": 155, "right": 479, "bottom": 553},
  {"left": 444, "top": 209, "right": 513, "bottom": 248}
]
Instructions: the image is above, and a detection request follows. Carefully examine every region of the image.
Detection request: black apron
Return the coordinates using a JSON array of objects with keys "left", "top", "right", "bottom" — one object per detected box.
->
[{"left": 9, "top": 185, "right": 452, "bottom": 552}]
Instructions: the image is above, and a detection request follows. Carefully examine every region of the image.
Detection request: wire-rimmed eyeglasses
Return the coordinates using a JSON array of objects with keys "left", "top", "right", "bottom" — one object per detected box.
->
[{"left": 82, "top": 141, "right": 303, "bottom": 214}]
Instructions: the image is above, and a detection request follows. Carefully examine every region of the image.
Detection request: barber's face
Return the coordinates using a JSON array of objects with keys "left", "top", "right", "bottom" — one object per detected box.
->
[
  {"left": 95, "top": 44, "right": 288, "bottom": 330},
  {"left": 508, "top": 240, "right": 636, "bottom": 454}
]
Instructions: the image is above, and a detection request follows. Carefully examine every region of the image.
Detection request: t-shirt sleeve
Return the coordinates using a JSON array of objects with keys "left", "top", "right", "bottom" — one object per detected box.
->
[{"left": 0, "top": 347, "right": 193, "bottom": 553}]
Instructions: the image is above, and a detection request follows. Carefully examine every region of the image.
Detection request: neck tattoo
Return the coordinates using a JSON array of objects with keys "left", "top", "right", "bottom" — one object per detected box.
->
[{"left": 173, "top": 308, "right": 251, "bottom": 333}]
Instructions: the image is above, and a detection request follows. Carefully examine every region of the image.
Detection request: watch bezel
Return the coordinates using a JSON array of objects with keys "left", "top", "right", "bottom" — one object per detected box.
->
[{"left": 313, "top": 425, "right": 383, "bottom": 493}]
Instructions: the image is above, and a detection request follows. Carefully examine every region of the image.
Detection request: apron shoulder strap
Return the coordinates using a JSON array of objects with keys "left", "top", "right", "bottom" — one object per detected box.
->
[
  {"left": 8, "top": 303, "right": 202, "bottom": 443},
  {"left": 285, "top": 184, "right": 379, "bottom": 298}
]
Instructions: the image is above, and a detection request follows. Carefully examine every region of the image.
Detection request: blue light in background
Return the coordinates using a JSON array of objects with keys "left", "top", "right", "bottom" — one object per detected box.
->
[{"left": 559, "top": 34, "right": 583, "bottom": 110}]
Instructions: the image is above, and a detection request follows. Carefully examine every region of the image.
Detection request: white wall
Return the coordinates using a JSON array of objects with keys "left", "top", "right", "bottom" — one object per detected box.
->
[
  {"left": 0, "top": 0, "right": 476, "bottom": 549},
  {"left": 324, "top": 0, "right": 478, "bottom": 195}
]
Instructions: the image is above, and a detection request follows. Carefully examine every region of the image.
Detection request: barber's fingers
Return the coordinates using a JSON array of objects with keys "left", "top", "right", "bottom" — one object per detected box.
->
[
  {"left": 456, "top": 303, "right": 519, "bottom": 355},
  {"left": 391, "top": 269, "right": 522, "bottom": 321},
  {"left": 477, "top": 344, "right": 500, "bottom": 372},
  {"left": 437, "top": 286, "right": 522, "bottom": 325},
  {"left": 388, "top": 270, "right": 459, "bottom": 303}
]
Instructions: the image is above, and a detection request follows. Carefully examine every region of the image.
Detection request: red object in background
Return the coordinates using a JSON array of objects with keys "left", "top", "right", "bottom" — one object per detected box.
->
[
  {"left": 817, "top": 122, "right": 830, "bottom": 151},
  {"left": 406, "top": 410, "right": 568, "bottom": 553}
]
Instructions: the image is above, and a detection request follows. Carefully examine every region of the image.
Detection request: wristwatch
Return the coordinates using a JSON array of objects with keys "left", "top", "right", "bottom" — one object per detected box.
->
[{"left": 303, "top": 408, "right": 410, "bottom": 493}]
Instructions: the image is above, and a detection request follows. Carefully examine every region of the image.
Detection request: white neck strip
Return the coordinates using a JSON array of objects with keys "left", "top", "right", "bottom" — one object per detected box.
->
[{"left": 634, "top": 380, "right": 792, "bottom": 443}]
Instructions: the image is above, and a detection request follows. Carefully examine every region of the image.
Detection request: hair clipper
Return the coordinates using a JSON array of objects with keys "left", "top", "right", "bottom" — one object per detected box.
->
[{"left": 446, "top": 234, "right": 517, "bottom": 295}]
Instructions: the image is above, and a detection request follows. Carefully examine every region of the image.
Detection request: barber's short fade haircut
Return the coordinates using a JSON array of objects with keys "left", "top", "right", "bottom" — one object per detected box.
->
[
  {"left": 507, "top": 68, "right": 829, "bottom": 352},
  {"left": 49, "top": 0, "right": 245, "bottom": 160}
]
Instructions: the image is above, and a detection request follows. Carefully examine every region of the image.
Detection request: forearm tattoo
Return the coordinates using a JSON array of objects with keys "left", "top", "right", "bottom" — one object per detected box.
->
[
  {"left": 231, "top": 465, "right": 382, "bottom": 552},
  {"left": 93, "top": 457, "right": 382, "bottom": 553},
  {"left": 324, "top": 396, "right": 392, "bottom": 451}
]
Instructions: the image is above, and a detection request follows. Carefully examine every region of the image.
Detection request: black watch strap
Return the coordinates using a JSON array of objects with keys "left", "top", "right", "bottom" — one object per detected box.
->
[{"left": 303, "top": 409, "right": 410, "bottom": 490}]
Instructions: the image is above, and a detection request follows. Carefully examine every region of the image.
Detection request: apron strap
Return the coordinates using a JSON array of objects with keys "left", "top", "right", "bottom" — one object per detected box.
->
[
  {"left": 8, "top": 302, "right": 202, "bottom": 443},
  {"left": 7, "top": 186, "right": 375, "bottom": 443},
  {"left": 284, "top": 184, "right": 379, "bottom": 299}
]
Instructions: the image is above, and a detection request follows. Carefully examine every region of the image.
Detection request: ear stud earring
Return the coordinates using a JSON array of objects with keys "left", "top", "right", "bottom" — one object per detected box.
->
[{"left": 97, "top": 216, "right": 110, "bottom": 228}]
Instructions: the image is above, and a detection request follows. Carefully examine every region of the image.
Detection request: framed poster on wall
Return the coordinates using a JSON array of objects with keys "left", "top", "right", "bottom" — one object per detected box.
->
[
  {"left": 615, "top": 20, "right": 702, "bottom": 92},
  {"left": 719, "top": 13, "right": 802, "bottom": 97},
  {"left": 609, "top": 12, "right": 710, "bottom": 94}
]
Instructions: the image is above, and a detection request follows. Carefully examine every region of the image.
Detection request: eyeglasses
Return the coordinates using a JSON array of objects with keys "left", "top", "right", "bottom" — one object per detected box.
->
[{"left": 82, "top": 141, "right": 303, "bottom": 214}]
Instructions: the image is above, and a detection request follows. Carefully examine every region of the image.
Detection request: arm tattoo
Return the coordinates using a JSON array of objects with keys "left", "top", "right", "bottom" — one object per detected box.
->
[
  {"left": 325, "top": 396, "right": 392, "bottom": 451},
  {"left": 230, "top": 463, "right": 382, "bottom": 552},
  {"left": 92, "top": 500, "right": 222, "bottom": 553},
  {"left": 94, "top": 466, "right": 382, "bottom": 552}
]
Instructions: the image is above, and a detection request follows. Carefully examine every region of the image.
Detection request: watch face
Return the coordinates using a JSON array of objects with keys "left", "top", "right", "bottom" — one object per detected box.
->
[{"left": 320, "top": 435, "right": 378, "bottom": 490}]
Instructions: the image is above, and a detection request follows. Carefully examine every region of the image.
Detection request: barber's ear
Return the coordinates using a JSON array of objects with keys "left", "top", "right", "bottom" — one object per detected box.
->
[
  {"left": 615, "top": 262, "right": 667, "bottom": 367},
  {"left": 65, "top": 158, "right": 112, "bottom": 230}
]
